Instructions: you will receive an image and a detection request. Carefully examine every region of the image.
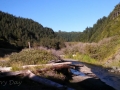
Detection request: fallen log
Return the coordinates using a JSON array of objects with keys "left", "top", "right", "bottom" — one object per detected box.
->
[
  {"left": 0, "top": 62, "right": 72, "bottom": 72},
  {"left": 0, "top": 67, "right": 12, "bottom": 72},
  {"left": 22, "top": 62, "right": 72, "bottom": 69},
  {"left": 70, "top": 64, "right": 84, "bottom": 67},
  {"left": 37, "top": 64, "right": 70, "bottom": 73}
]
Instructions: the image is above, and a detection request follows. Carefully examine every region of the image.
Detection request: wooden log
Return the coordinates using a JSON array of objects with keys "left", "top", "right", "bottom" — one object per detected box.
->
[
  {"left": 0, "top": 67, "right": 12, "bottom": 72},
  {"left": 0, "top": 62, "right": 72, "bottom": 72},
  {"left": 51, "top": 64, "right": 70, "bottom": 70},
  {"left": 70, "top": 64, "right": 84, "bottom": 67},
  {"left": 37, "top": 64, "right": 70, "bottom": 73},
  {"left": 22, "top": 62, "right": 72, "bottom": 69}
]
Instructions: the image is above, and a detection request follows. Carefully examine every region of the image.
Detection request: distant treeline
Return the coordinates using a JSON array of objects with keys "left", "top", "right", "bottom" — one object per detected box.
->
[{"left": 56, "top": 31, "right": 81, "bottom": 42}]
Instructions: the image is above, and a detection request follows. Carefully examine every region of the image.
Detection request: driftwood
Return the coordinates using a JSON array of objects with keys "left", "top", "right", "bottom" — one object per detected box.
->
[
  {"left": 70, "top": 64, "right": 84, "bottom": 67},
  {"left": 0, "top": 62, "right": 72, "bottom": 72},
  {"left": 22, "top": 62, "right": 72, "bottom": 69},
  {"left": 37, "top": 64, "right": 70, "bottom": 73},
  {"left": 0, "top": 67, "right": 12, "bottom": 72}
]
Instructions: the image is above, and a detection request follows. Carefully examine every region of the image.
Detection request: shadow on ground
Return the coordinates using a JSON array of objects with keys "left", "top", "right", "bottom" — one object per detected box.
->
[
  {"left": 0, "top": 40, "right": 22, "bottom": 57},
  {"left": 0, "top": 75, "right": 58, "bottom": 90},
  {"left": 69, "top": 77, "right": 115, "bottom": 90},
  {"left": 0, "top": 72, "right": 115, "bottom": 90}
]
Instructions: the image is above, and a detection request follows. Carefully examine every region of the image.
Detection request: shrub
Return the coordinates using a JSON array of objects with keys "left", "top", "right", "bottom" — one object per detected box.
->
[{"left": 9, "top": 48, "right": 59, "bottom": 66}]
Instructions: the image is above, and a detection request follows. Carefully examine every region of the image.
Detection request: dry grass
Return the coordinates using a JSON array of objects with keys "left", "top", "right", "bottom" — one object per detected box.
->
[
  {"left": 0, "top": 57, "right": 10, "bottom": 61},
  {"left": 63, "top": 36, "right": 120, "bottom": 67}
]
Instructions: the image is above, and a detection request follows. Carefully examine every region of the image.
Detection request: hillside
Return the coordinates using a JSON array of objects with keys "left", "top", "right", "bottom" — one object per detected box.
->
[
  {"left": 79, "top": 3, "right": 120, "bottom": 42},
  {"left": 0, "top": 11, "right": 64, "bottom": 50}
]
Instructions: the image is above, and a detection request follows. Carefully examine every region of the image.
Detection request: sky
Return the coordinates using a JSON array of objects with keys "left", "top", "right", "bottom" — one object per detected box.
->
[{"left": 0, "top": 0, "right": 120, "bottom": 32}]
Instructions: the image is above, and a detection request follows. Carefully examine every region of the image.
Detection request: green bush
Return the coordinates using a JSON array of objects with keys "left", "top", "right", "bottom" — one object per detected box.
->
[{"left": 9, "top": 49, "right": 58, "bottom": 66}]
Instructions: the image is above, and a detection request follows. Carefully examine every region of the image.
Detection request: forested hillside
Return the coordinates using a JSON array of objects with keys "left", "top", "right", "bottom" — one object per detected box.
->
[
  {"left": 78, "top": 3, "right": 120, "bottom": 42},
  {"left": 0, "top": 11, "right": 64, "bottom": 50}
]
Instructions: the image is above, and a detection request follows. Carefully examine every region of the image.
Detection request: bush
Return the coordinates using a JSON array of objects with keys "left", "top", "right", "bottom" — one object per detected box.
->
[{"left": 9, "top": 49, "right": 58, "bottom": 66}]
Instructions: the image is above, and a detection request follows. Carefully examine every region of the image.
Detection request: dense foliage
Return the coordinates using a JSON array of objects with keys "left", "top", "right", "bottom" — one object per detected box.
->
[
  {"left": 79, "top": 16, "right": 108, "bottom": 42},
  {"left": 0, "top": 11, "right": 64, "bottom": 50}
]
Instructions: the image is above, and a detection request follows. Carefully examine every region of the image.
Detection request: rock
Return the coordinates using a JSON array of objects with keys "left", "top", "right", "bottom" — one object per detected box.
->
[
  {"left": 117, "top": 68, "right": 120, "bottom": 72},
  {"left": 71, "top": 76, "right": 92, "bottom": 83},
  {"left": 110, "top": 69, "right": 115, "bottom": 73},
  {"left": 112, "top": 66, "right": 117, "bottom": 70}
]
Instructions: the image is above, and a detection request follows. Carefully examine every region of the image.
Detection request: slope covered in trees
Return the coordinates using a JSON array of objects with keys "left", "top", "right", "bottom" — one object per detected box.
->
[
  {"left": 0, "top": 11, "right": 64, "bottom": 50},
  {"left": 78, "top": 3, "right": 120, "bottom": 42}
]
